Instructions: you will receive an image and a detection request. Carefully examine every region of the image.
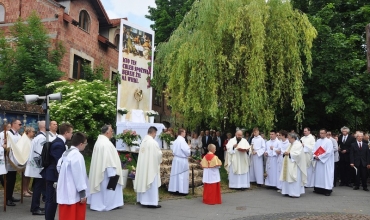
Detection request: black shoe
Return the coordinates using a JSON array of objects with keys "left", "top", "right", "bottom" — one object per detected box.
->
[
  {"left": 324, "top": 193, "right": 331, "bottom": 196},
  {"left": 146, "top": 205, "right": 161, "bottom": 208},
  {"left": 6, "top": 200, "right": 16, "bottom": 206},
  {"left": 346, "top": 184, "right": 352, "bottom": 187},
  {"left": 364, "top": 188, "right": 369, "bottom": 191},
  {"left": 39, "top": 208, "right": 45, "bottom": 211},
  {"left": 353, "top": 186, "right": 359, "bottom": 190},
  {"left": 339, "top": 183, "right": 345, "bottom": 186},
  {"left": 12, "top": 197, "right": 20, "bottom": 202},
  {"left": 32, "top": 209, "right": 45, "bottom": 215}
]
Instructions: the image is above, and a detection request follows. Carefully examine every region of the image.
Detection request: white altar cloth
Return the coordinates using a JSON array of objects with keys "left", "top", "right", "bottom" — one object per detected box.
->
[{"left": 116, "top": 122, "right": 165, "bottom": 151}]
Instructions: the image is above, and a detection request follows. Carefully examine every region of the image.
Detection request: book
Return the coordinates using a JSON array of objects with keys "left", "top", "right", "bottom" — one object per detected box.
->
[
  {"left": 314, "top": 146, "right": 326, "bottom": 157},
  {"left": 107, "top": 175, "right": 120, "bottom": 191}
]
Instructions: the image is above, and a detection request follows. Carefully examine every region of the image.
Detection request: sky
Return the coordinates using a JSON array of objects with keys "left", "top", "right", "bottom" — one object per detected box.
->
[{"left": 101, "top": 0, "right": 155, "bottom": 30}]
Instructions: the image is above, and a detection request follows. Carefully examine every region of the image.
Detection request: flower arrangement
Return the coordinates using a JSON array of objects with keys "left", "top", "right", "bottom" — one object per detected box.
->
[
  {"left": 117, "top": 107, "right": 129, "bottom": 115},
  {"left": 192, "top": 150, "right": 202, "bottom": 163},
  {"left": 146, "top": 110, "right": 159, "bottom": 116},
  {"left": 159, "top": 132, "right": 175, "bottom": 145},
  {"left": 128, "top": 166, "right": 136, "bottom": 179},
  {"left": 116, "top": 129, "right": 141, "bottom": 146}
]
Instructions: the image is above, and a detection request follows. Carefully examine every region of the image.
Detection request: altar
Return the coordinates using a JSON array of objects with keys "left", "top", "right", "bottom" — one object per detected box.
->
[{"left": 116, "top": 121, "right": 165, "bottom": 151}]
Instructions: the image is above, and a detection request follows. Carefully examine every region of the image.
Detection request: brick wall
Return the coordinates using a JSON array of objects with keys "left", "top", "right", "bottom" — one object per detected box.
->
[{"left": 0, "top": 0, "right": 118, "bottom": 80}]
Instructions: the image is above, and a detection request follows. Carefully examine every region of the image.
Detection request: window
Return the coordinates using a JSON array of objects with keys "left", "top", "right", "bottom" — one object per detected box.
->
[
  {"left": 111, "top": 71, "right": 118, "bottom": 86},
  {"left": 114, "top": 34, "right": 120, "bottom": 47},
  {"left": 0, "top": 4, "right": 5, "bottom": 23},
  {"left": 72, "top": 55, "right": 90, "bottom": 79},
  {"left": 79, "top": 10, "right": 90, "bottom": 32}
]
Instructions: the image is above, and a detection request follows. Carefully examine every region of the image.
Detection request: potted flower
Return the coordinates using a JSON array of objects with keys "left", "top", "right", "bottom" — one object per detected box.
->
[
  {"left": 116, "top": 129, "right": 141, "bottom": 152},
  {"left": 119, "top": 153, "right": 137, "bottom": 189},
  {"left": 146, "top": 110, "right": 158, "bottom": 123},
  {"left": 159, "top": 132, "right": 175, "bottom": 149},
  {"left": 117, "top": 107, "right": 129, "bottom": 122}
]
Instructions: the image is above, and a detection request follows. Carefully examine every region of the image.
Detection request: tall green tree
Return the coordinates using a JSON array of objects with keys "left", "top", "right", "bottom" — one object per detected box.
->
[
  {"left": 286, "top": 0, "right": 370, "bottom": 131},
  {"left": 0, "top": 12, "right": 65, "bottom": 101},
  {"left": 153, "top": 0, "right": 317, "bottom": 130},
  {"left": 146, "top": 0, "right": 195, "bottom": 44}
]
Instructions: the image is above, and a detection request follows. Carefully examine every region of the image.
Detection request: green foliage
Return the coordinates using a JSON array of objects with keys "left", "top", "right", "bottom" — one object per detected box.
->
[
  {"left": 82, "top": 63, "right": 105, "bottom": 82},
  {"left": 0, "top": 12, "right": 65, "bottom": 100},
  {"left": 159, "top": 132, "right": 175, "bottom": 145},
  {"left": 153, "top": 0, "right": 317, "bottom": 130},
  {"left": 286, "top": 0, "right": 370, "bottom": 131},
  {"left": 146, "top": 0, "right": 195, "bottom": 44},
  {"left": 47, "top": 80, "right": 116, "bottom": 140},
  {"left": 115, "top": 129, "right": 141, "bottom": 146}
]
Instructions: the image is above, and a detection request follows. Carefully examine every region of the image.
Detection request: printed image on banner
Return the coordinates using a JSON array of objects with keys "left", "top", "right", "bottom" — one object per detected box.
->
[{"left": 117, "top": 19, "right": 154, "bottom": 116}]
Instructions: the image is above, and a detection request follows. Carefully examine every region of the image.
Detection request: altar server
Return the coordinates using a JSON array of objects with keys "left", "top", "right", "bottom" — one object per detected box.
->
[
  {"left": 201, "top": 144, "right": 222, "bottom": 204},
  {"left": 135, "top": 126, "right": 162, "bottom": 208},
  {"left": 301, "top": 127, "right": 316, "bottom": 187},
  {"left": 225, "top": 130, "right": 250, "bottom": 189},
  {"left": 276, "top": 130, "right": 290, "bottom": 191},
  {"left": 280, "top": 132, "right": 307, "bottom": 198},
  {"left": 88, "top": 125, "right": 124, "bottom": 211},
  {"left": 168, "top": 128, "right": 191, "bottom": 195},
  {"left": 264, "top": 131, "right": 281, "bottom": 188},
  {"left": 249, "top": 127, "right": 266, "bottom": 185},
  {"left": 313, "top": 129, "right": 334, "bottom": 196},
  {"left": 57, "top": 132, "right": 89, "bottom": 220}
]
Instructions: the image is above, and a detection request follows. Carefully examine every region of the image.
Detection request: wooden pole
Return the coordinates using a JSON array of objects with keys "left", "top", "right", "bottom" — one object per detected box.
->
[
  {"left": 20, "top": 172, "right": 23, "bottom": 204},
  {"left": 191, "top": 167, "right": 194, "bottom": 195},
  {"left": 3, "top": 174, "right": 6, "bottom": 212},
  {"left": 367, "top": 24, "right": 370, "bottom": 73}
]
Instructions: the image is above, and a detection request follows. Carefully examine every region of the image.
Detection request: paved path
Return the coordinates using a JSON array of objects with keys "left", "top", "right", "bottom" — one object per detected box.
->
[{"left": 1, "top": 186, "right": 370, "bottom": 220}]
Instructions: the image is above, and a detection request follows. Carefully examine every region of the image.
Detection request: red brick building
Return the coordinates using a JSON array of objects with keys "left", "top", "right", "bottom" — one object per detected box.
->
[
  {"left": 0, "top": 0, "right": 172, "bottom": 125},
  {"left": 0, "top": 0, "right": 119, "bottom": 81}
]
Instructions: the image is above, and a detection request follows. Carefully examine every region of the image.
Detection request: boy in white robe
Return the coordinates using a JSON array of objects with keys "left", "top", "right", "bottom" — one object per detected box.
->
[
  {"left": 250, "top": 127, "right": 266, "bottom": 186},
  {"left": 301, "top": 127, "right": 316, "bottom": 187},
  {"left": 57, "top": 132, "right": 89, "bottom": 220},
  {"left": 276, "top": 130, "right": 290, "bottom": 191},
  {"left": 225, "top": 130, "right": 250, "bottom": 190},
  {"left": 264, "top": 130, "right": 281, "bottom": 188},
  {"left": 135, "top": 126, "right": 162, "bottom": 208},
  {"left": 168, "top": 128, "right": 191, "bottom": 195},
  {"left": 201, "top": 144, "right": 222, "bottom": 204},
  {"left": 313, "top": 129, "right": 334, "bottom": 196}
]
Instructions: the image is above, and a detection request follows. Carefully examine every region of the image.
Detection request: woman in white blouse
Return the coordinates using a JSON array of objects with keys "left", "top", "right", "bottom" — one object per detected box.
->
[{"left": 191, "top": 133, "right": 200, "bottom": 156}]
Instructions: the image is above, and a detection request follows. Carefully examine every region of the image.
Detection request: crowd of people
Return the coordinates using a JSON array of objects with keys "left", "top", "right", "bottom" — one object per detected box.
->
[{"left": 0, "top": 119, "right": 369, "bottom": 219}]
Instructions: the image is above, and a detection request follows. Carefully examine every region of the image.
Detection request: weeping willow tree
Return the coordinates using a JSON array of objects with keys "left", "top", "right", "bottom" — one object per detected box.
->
[{"left": 153, "top": 0, "right": 317, "bottom": 130}]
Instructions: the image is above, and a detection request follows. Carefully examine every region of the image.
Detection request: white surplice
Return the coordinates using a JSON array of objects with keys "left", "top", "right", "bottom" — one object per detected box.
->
[
  {"left": 57, "top": 146, "right": 89, "bottom": 204},
  {"left": 265, "top": 139, "right": 281, "bottom": 187},
  {"left": 225, "top": 137, "right": 250, "bottom": 188},
  {"left": 249, "top": 135, "right": 265, "bottom": 184},
  {"left": 168, "top": 136, "right": 191, "bottom": 194},
  {"left": 277, "top": 139, "right": 290, "bottom": 189},
  {"left": 0, "top": 130, "right": 21, "bottom": 171},
  {"left": 313, "top": 138, "right": 334, "bottom": 190},
  {"left": 135, "top": 135, "right": 162, "bottom": 206},
  {"left": 301, "top": 134, "right": 316, "bottom": 187}
]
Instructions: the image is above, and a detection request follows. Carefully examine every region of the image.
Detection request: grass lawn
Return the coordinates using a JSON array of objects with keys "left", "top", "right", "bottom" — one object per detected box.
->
[{"left": 9, "top": 154, "right": 239, "bottom": 204}]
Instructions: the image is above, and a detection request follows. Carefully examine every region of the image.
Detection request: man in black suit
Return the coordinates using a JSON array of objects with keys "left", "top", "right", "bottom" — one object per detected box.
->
[
  {"left": 338, "top": 126, "right": 356, "bottom": 186},
  {"left": 350, "top": 132, "right": 370, "bottom": 191},
  {"left": 213, "top": 131, "right": 224, "bottom": 162},
  {"left": 202, "top": 130, "right": 212, "bottom": 154}
]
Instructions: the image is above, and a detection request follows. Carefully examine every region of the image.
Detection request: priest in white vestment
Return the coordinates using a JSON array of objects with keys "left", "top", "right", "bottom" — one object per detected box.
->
[
  {"left": 313, "top": 129, "right": 334, "bottom": 196},
  {"left": 249, "top": 128, "right": 266, "bottom": 185},
  {"left": 276, "top": 130, "right": 290, "bottom": 191},
  {"left": 168, "top": 128, "right": 191, "bottom": 194},
  {"left": 300, "top": 127, "right": 316, "bottom": 187},
  {"left": 57, "top": 132, "right": 89, "bottom": 220},
  {"left": 280, "top": 132, "right": 307, "bottom": 198},
  {"left": 225, "top": 130, "right": 250, "bottom": 189},
  {"left": 135, "top": 126, "right": 162, "bottom": 208},
  {"left": 88, "top": 125, "right": 124, "bottom": 211},
  {"left": 264, "top": 131, "right": 281, "bottom": 188}
]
